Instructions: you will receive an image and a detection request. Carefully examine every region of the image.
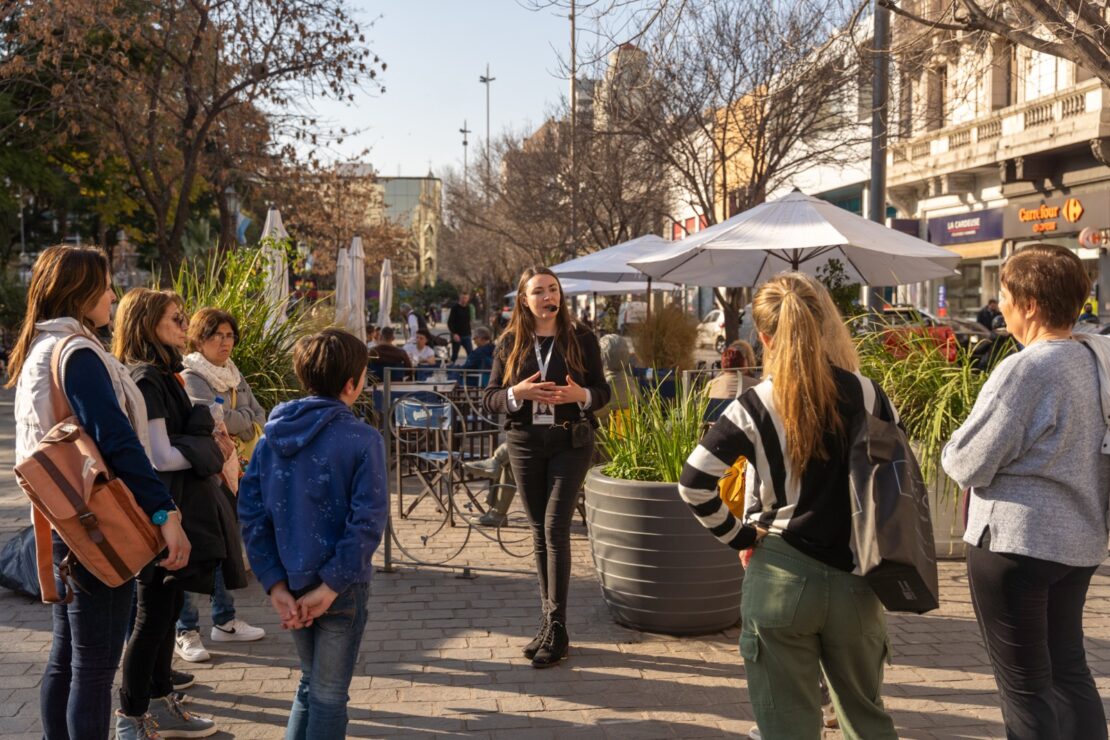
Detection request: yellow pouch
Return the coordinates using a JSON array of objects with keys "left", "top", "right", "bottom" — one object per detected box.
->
[{"left": 718, "top": 456, "right": 748, "bottom": 518}]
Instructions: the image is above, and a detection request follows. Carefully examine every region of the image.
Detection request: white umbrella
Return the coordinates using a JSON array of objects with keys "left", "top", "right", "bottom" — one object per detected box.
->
[
  {"left": 347, "top": 236, "right": 366, "bottom": 341},
  {"left": 376, "top": 258, "right": 393, "bottom": 334},
  {"left": 505, "top": 277, "right": 679, "bottom": 298},
  {"left": 551, "top": 234, "right": 671, "bottom": 282},
  {"left": 334, "top": 247, "right": 350, "bottom": 329},
  {"left": 629, "top": 191, "right": 960, "bottom": 287},
  {"left": 260, "top": 208, "right": 290, "bottom": 331}
]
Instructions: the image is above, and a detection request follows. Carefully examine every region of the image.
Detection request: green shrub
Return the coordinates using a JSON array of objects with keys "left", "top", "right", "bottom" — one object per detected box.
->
[
  {"left": 169, "top": 247, "right": 327, "bottom": 411},
  {"left": 598, "top": 377, "right": 710, "bottom": 482},
  {"left": 855, "top": 323, "right": 989, "bottom": 503}
]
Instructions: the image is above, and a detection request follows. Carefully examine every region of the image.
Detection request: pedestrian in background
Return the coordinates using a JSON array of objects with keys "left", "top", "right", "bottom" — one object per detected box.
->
[
  {"left": 448, "top": 291, "right": 473, "bottom": 361},
  {"left": 943, "top": 244, "right": 1109, "bottom": 740},
  {"left": 10, "top": 247, "right": 189, "bottom": 740},
  {"left": 679, "top": 273, "right": 898, "bottom": 740},
  {"left": 483, "top": 267, "right": 611, "bottom": 668}
]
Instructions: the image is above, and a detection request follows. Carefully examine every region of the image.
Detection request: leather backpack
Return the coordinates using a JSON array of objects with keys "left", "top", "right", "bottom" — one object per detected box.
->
[{"left": 13, "top": 335, "right": 165, "bottom": 603}]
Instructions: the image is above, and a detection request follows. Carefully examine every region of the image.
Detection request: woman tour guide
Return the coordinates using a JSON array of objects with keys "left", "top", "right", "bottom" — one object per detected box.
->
[{"left": 483, "top": 267, "right": 610, "bottom": 668}]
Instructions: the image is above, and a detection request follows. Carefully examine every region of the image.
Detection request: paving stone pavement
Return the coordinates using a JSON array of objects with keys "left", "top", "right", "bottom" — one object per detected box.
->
[{"left": 0, "top": 387, "right": 1108, "bottom": 739}]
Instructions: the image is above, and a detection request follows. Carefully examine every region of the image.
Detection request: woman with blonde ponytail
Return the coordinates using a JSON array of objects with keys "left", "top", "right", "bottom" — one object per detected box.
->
[{"left": 679, "top": 273, "right": 897, "bottom": 740}]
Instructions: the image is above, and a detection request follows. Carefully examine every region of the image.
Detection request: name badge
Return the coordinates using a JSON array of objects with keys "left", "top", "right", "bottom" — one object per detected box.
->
[{"left": 532, "top": 401, "right": 555, "bottom": 426}]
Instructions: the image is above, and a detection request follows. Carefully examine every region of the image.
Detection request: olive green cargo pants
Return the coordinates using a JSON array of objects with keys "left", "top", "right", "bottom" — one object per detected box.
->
[{"left": 740, "top": 535, "right": 898, "bottom": 740}]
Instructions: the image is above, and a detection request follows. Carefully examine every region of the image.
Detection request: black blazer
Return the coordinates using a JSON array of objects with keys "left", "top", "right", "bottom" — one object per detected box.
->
[{"left": 483, "top": 325, "right": 611, "bottom": 428}]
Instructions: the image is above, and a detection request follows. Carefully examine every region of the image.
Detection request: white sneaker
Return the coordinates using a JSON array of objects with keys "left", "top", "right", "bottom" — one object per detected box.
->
[
  {"left": 210, "top": 618, "right": 265, "bottom": 642},
  {"left": 174, "top": 630, "right": 210, "bottom": 663},
  {"left": 747, "top": 727, "right": 762, "bottom": 740}
]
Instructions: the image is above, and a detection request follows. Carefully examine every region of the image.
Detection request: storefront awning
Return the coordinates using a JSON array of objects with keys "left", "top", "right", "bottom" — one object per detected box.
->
[{"left": 945, "top": 240, "right": 1003, "bottom": 260}]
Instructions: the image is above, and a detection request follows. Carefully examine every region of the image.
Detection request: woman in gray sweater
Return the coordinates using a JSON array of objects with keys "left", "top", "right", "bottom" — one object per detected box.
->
[
  {"left": 942, "top": 244, "right": 1109, "bottom": 740},
  {"left": 174, "top": 308, "right": 268, "bottom": 664}
]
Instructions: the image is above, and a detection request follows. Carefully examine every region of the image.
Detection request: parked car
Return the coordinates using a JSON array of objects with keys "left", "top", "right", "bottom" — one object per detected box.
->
[
  {"left": 696, "top": 309, "right": 726, "bottom": 352},
  {"left": 852, "top": 306, "right": 964, "bottom": 362}
]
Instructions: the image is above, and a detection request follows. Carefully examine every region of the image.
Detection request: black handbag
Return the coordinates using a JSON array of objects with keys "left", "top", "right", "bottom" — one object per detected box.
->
[{"left": 847, "top": 387, "right": 940, "bottom": 614}]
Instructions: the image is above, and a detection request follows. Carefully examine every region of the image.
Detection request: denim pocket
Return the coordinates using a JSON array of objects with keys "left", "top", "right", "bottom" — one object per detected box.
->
[
  {"left": 742, "top": 569, "right": 806, "bottom": 629},
  {"left": 317, "top": 583, "right": 369, "bottom": 634}
]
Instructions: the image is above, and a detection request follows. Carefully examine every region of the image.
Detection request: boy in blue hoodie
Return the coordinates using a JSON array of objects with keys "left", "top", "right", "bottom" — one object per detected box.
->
[{"left": 238, "top": 328, "right": 387, "bottom": 740}]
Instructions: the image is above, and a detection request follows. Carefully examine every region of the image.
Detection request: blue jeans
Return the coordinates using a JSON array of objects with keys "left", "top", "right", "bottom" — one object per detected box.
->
[
  {"left": 177, "top": 569, "right": 236, "bottom": 632},
  {"left": 285, "top": 582, "right": 370, "bottom": 740},
  {"left": 41, "top": 535, "right": 134, "bottom": 740}
]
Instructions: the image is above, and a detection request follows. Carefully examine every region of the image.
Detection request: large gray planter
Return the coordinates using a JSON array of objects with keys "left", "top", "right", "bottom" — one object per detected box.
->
[{"left": 583, "top": 466, "right": 742, "bottom": 634}]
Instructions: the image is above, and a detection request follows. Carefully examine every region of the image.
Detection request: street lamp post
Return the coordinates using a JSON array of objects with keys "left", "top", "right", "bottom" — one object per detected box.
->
[
  {"left": 459, "top": 119, "right": 471, "bottom": 193},
  {"left": 479, "top": 64, "right": 495, "bottom": 202}
]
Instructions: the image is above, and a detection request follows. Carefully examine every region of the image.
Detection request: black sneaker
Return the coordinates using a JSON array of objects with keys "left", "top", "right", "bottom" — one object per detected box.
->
[
  {"left": 522, "top": 616, "right": 551, "bottom": 660},
  {"left": 478, "top": 511, "right": 507, "bottom": 527},
  {"left": 171, "top": 669, "right": 195, "bottom": 691},
  {"left": 531, "top": 621, "right": 568, "bottom": 668}
]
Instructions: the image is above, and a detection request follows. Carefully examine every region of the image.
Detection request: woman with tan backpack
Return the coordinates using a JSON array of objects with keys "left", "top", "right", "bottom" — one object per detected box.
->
[{"left": 9, "top": 246, "right": 190, "bottom": 740}]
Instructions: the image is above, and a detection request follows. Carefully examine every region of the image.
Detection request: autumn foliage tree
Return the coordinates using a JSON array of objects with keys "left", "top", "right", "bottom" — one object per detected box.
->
[{"left": 1, "top": 0, "right": 384, "bottom": 276}]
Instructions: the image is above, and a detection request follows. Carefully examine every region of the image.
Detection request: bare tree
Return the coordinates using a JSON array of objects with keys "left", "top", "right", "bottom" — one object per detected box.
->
[
  {"left": 880, "top": 1, "right": 1110, "bottom": 88},
  {"left": 585, "top": 0, "right": 867, "bottom": 339},
  {"left": 1, "top": 0, "right": 384, "bottom": 276}
]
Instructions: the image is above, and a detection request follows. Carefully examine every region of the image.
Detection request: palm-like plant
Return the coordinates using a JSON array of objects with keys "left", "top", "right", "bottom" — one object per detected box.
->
[
  {"left": 597, "top": 376, "right": 710, "bottom": 483},
  {"left": 170, "top": 247, "right": 328, "bottom": 410}
]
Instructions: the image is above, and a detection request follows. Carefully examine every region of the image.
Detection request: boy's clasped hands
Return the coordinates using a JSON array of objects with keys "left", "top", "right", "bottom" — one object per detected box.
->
[{"left": 268, "top": 581, "right": 338, "bottom": 629}]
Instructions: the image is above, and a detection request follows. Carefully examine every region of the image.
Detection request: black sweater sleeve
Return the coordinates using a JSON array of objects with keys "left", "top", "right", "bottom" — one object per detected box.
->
[
  {"left": 63, "top": 349, "right": 176, "bottom": 518},
  {"left": 483, "top": 339, "right": 512, "bottom": 416},
  {"left": 577, "top": 329, "right": 611, "bottom": 414}
]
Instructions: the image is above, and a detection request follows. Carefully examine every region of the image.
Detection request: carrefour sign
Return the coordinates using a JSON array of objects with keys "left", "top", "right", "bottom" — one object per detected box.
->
[{"left": 1005, "top": 193, "right": 1108, "bottom": 238}]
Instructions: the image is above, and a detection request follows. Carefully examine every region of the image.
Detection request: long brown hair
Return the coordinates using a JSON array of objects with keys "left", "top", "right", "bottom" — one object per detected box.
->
[
  {"left": 500, "top": 267, "right": 584, "bottom": 384},
  {"left": 6, "top": 246, "right": 111, "bottom": 387},
  {"left": 752, "top": 273, "right": 846, "bottom": 475},
  {"left": 112, "top": 288, "right": 185, "bottom": 368}
]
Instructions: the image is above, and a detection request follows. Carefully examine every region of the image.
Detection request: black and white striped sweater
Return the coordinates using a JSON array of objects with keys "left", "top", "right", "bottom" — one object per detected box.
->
[{"left": 678, "top": 367, "right": 897, "bottom": 572}]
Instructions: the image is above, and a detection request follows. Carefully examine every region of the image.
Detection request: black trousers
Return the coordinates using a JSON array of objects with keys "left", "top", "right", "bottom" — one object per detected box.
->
[
  {"left": 506, "top": 425, "right": 594, "bottom": 624},
  {"left": 967, "top": 531, "right": 1106, "bottom": 740},
  {"left": 119, "top": 575, "right": 184, "bottom": 716}
]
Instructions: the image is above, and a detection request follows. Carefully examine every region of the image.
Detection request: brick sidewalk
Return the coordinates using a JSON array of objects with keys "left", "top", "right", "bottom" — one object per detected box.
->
[{"left": 1, "top": 388, "right": 1108, "bottom": 738}]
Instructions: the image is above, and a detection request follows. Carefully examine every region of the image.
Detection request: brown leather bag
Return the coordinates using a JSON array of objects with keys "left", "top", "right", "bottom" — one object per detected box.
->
[{"left": 13, "top": 335, "right": 165, "bottom": 603}]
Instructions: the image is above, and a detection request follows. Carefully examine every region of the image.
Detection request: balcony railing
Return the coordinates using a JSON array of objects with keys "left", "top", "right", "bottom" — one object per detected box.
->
[{"left": 892, "top": 79, "right": 1102, "bottom": 168}]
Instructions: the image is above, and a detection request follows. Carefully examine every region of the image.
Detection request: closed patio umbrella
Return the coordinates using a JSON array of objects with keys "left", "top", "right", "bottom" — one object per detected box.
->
[
  {"left": 348, "top": 236, "right": 366, "bottom": 341},
  {"left": 377, "top": 258, "right": 393, "bottom": 334},
  {"left": 260, "top": 208, "right": 290, "bottom": 331},
  {"left": 335, "top": 247, "right": 350, "bottom": 329}
]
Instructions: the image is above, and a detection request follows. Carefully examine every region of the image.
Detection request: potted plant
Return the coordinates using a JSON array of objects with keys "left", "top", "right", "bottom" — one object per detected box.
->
[
  {"left": 855, "top": 324, "right": 992, "bottom": 558},
  {"left": 584, "top": 378, "right": 743, "bottom": 635}
]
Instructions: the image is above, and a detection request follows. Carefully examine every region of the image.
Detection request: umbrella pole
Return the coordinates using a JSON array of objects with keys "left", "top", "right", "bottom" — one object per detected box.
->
[
  {"left": 591, "top": 292, "right": 597, "bottom": 330},
  {"left": 646, "top": 277, "right": 652, "bottom": 326}
]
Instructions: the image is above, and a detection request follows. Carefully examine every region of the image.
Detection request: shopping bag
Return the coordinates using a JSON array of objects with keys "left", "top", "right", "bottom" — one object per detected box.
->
[{"left": 848, "top": 391, "right": 940, "bottom": 614}]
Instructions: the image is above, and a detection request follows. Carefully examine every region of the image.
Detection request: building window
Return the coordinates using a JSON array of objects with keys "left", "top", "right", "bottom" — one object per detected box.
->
[
  {"left": 857, "top": 43, "right": 874, "bottom": 124},
  {"left": 927, "top": 65, "right": 947, "bottom": 131},
  {"left": 990, "top": 41, "right": 1015, "bottom": 110},
  {"left": 672, "top": 222, "right": 683, "bottom": 240},
  {"left": 684, "top": 216, "right": 696, "bottom": 235},
  {"left": 897, "top": 68, "right": 913, "bottom": 138}
]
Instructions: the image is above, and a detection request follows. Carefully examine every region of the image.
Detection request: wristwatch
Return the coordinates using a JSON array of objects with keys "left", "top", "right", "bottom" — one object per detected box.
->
[{"left": 151, "top": 510, "right": 170, "bottom": 526}]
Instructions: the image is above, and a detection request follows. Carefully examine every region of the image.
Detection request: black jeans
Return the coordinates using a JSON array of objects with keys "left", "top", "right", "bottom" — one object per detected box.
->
[
  {"left": 967, "top": 531, "right": 1106, "bottom": 740},
  {"left": 506, "top": 425, "right": 594, "bottom": 624},
  {"left": 119, "top": 573, "right": 184, "bottom": 716},
  {"left": 41, "top": 535, "right": 133, "bottom": 740}
]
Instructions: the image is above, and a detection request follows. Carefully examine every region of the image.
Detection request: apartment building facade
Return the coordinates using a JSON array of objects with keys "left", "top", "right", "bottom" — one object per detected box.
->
[{"left": 887, "top": 26, "right": 1110, "bottom": 318}]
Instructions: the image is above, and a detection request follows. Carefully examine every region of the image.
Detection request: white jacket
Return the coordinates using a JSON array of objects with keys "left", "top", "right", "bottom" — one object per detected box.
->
[{"left": 14, "top": 318, "right": 151, "bottom": 464}]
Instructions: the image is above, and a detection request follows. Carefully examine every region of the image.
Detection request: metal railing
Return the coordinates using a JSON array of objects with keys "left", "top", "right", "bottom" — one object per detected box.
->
[{"left": 367, "top": 365, "right": 535, "bottom": 576}]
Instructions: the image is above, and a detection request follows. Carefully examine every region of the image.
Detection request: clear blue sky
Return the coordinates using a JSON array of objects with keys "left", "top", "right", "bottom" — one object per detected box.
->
[{"left": 312, "top": 0, "right": 573, "bottom": 177}]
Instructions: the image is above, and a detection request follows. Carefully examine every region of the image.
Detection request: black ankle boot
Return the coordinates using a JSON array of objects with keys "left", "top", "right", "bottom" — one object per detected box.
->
[
  {"left": 522, "top": 616, "right": 551, "bottom": 659},
  {"left": 531, "top": 621, "right": 568, "bottom": 668}
]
